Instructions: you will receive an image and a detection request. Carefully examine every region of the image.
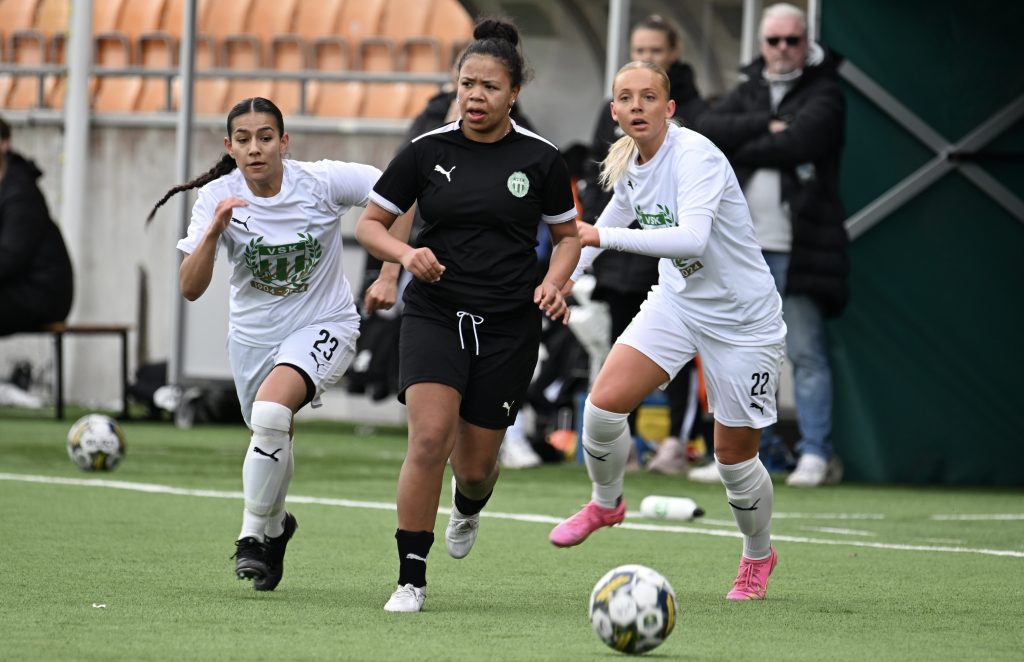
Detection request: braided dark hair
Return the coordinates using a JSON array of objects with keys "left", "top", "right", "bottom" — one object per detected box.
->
[
  {"left": 458, "top": 18, "right": 531, "bottom": 88},
  {"left": 146, "top": 97, "right": 285, "bottom": 223}
]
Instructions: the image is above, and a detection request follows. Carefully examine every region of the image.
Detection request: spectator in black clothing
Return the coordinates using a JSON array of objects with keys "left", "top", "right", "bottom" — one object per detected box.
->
[
  {"left": 0, "top": 116, "right": 74, "bottom": 336},
  {"left": 579, "top": 15, "right": 708, "bottom": 472}
]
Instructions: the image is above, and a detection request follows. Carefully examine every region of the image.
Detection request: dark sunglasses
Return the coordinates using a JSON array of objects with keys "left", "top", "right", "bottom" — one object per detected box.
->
[{"left": 764, "top": 35, "right": 803, "bottom": 47}]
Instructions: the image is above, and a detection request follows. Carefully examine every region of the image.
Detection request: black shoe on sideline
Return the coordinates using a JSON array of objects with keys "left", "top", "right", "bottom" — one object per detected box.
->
[{"left": 254, "top": 512, "right": 298, "bottom": 592}]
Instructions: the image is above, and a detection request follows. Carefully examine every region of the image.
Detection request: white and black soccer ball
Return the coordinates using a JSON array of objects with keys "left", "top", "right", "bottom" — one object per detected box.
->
[
  {"left": 67, "top": 414, "right": 125, "bottom": 471},
  {"left": 589, "top": 564, "right": 677, "bottom": 655}
]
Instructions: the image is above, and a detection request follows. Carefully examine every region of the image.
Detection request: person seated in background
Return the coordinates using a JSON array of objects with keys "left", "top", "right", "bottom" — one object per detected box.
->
[{"left": 0, "top": 115, "right": 74, "bottom": 337}]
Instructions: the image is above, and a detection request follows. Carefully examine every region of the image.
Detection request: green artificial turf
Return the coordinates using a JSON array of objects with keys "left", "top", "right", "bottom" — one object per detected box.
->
[{"left": 1, "top": 413, "right": 1022, "bottom": 660}]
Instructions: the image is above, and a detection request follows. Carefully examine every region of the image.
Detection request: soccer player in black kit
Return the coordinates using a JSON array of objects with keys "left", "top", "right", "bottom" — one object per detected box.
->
[{"left": 355, "top": 17, "right": 581, "bottom": 612}]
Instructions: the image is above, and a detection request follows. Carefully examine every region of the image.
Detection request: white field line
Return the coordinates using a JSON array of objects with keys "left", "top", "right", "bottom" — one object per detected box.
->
[
  {"left": 3, "top": 473, "right": 1023, "bottom": 559},
  {"left": 797, "top": 525, "right": 877, "bottom": 537},
  {"left": 931, "top": 514, "right": 1024, "bottom": 521},
  {"left": 773, "top": 512, "right": 886, "bottom": 520}
]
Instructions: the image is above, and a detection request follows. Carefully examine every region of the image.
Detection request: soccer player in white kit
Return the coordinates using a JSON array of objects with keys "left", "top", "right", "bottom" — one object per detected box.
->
[
  {"left": 548, "top": 63, "right": 787, "bottom": 600},
  {"left": 148, "top": 97, "right": 381, "bottom": 591}
]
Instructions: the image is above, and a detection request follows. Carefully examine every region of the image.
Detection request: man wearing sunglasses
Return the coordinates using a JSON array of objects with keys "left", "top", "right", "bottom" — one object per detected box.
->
[{"left": 691, "top": 3, "right": 848, "bottom": 488}]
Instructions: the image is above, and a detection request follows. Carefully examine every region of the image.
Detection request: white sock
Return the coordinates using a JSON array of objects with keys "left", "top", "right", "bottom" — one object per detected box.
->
[
  {"left": 264, "top": 446, "right": 294, "bottom": 539},
  {"left": 717, "top": 455, "right": 773, "bottom": 559},
  {"left": 581, "top": 398, "right": 631, "bottom": 508},
  {"left": 239, "top": 401, "right": 293, "bottom": 541}
]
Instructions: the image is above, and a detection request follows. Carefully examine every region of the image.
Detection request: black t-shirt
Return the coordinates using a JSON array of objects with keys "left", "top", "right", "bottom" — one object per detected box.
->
[{"left": 370, "top": 120, "right": 576, "bottom": 314}]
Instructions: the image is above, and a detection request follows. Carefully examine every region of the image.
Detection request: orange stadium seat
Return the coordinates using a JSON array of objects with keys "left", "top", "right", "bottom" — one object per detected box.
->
[
  {"left": 215, "top": 0, "right": 299, "bottom": 112},
  {"left": 422, "top": 0, "right": 473, "bottom": 69},
  {"left": 93, "top": 34, "right": 139, "bottom": 112},
  {"left": 294, "top": 0, "right": 345, "bottom": 40},
  {"left": 406, "top": 81, "right": 442, "bottom": 117},
  {"left": 116, "top": 0, "right": 165, "bottom": 54},
  {"left": 296, "top": 0, "right": 348, "bottom": 112},
  {"left": 223, "top": 39, "right": 272, "bottom": 113},
  {"left": 198, "top": 0, "right": 252, "bottom": 64},
  {"left": 135, "top": 34, "right": 175, "bottom": 111},
  {"left": 0, "top": 0, "right": 41, "bottom": 58},
  {"left": 361, "top": 80, "right": 411, "bottom": 119},
  {"left": 3, "top": 29, "right": 48, "bottom": 108},
  {"left": 268, "top": 37, "right": 307, "bottom": 115},
  {"left": 242, "top": 0, "right": 298, "bottom": 64},
  {"left": 359, "top": 0, "right": 432, "bottom": 72},
  {"left": 336, "top": 0, "right": 385, "bottom": 67},
  {"left": 130, "top": 0, "right": 181, "bottom": 112},
  {"left": 177, "top": 35, "right": 228, "bottom": 115},
  {"left": 308, "top": 40, "right": 362, "bottom": 118},
  {"left": 2, "top": 0, "right": 67, "bottom": 110},
  {"left": 91, "top": 0, "right": 136, "bottom": 112},
  {"left": 311, "top": 79, "right": 364, "bottom": 118}
]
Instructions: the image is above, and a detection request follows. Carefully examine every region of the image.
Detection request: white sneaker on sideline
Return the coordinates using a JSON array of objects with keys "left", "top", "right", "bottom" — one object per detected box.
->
[
  {"left": 647, "top": 437, "right": 687, "bottom": 475},
  {"left": 445, "top": 476, "right": 480, "bottom": 558},
  {"left": 499, "top": 430, "right": 542, "bottom": 469},
  {"left": 384, "top": 583, "right": 426, "bottom": 612},
  {"left": 687, "top": 462, "right": 721, "bottom": 484},
  {"left": 786, "top": 453, "right": 843, "bottom": 487}
]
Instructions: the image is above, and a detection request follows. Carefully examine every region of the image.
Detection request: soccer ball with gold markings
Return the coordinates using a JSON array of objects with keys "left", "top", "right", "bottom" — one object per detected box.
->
[
  {"left": 589, "top": 564, "right": 677, "bottom": 654},
  {"left": 67, "top": 414, "right": 125, "bottom": 471}
]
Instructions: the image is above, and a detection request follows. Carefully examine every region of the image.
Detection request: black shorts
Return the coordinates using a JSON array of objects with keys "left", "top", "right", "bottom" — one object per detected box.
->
[{"left": 398, "top": 295, "right": 542, "bottom": 429}]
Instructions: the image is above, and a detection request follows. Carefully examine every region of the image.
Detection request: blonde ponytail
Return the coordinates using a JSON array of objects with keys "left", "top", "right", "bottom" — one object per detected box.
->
[{"left": 598, "top": 134, "right": 637, "bottom": 192}]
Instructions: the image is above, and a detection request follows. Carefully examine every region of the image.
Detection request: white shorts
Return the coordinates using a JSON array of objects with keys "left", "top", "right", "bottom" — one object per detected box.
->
[
  {"left": 228, "top": 320, "right": 360, "bottom": 426},
  {"left": 616, "top": 292, "right": 785, "bottom": 429}
]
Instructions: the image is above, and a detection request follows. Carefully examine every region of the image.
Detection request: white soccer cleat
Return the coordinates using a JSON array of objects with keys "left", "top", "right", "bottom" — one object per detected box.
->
[
  {"left": 384, "top": 583, "right": 426, "bottom": 612},
  {"left": 445, "top": 476, "right": 480, "bottom": 559}
]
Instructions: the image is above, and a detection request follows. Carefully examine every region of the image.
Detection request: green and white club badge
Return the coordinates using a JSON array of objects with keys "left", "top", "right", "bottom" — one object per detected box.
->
[{"left": 507, "top": 171, "right": 529, "bottom": 198}]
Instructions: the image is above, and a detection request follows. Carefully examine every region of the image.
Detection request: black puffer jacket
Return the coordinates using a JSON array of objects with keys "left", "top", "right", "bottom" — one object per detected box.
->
[
  {"left": 695, "top": 47, "right": 849, "bottom": 317},
  {"left": 0, "top": 151, "right": 73, "bottom": 335},
  {"left": 581, "top": 61, "right": 707, "bottom": 298}
]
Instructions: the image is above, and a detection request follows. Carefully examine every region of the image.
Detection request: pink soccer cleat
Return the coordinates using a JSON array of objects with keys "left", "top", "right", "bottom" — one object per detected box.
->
[
  {"left": 726, "top": 545, "right": 778, "bottom": 600},
  {"left": 549, "top": 499, "right": 626, "bottom": 547}
]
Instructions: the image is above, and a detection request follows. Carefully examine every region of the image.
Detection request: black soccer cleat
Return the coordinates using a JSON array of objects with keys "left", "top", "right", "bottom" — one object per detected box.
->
[
  {"left": 254, "top": 512, "right": 298, "bottom": 592},
  {"left": 232, "top": 536, "right": 270, "bottom": 582}
]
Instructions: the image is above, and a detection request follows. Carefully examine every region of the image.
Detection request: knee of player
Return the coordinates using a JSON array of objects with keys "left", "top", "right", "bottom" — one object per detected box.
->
[{"left": 251, "top": 400, "right": 293, "bottom": 436}]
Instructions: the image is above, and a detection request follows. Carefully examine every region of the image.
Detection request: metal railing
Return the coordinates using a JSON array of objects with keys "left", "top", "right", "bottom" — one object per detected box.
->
[{"left": 0, "top": 62, "right": 448, "bottom": 116}]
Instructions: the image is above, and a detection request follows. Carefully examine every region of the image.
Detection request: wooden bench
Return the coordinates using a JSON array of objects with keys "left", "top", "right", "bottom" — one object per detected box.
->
[{"left": 39, "top": 322, "right": 131, "bottom": 420}]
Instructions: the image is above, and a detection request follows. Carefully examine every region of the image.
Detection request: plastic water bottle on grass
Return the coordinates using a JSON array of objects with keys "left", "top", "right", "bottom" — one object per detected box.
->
[{"left": 640, "top": 495, "right": 705, "bottom": 521}]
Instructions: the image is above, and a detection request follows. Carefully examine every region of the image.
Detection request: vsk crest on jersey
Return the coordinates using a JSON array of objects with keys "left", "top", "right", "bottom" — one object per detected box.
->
[
  {"left": 244, "top": 232, "right": 323, "bottom": 297},
  {"left": 634, "top": 203, "right": 704, "bottom": 278}
]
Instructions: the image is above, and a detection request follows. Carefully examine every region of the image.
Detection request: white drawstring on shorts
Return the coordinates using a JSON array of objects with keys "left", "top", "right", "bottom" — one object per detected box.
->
[{"left": 456, "top": 311, "right": 484, "bottom": 355}]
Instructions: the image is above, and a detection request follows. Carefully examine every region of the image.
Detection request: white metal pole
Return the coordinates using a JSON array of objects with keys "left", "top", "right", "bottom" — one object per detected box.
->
[
  {"left": 604, "top": 0, "right": 630, "bottom": 96},
  {"left": 60, "top": 0, "right": 93, "bottom": 294},
  {"left": 740, "top": 0, "right": 763, "bottom": 66},
  {"left": 807, "top": 0, "right": 820, "bottom": 42},
  {"left": 169, "top": 0, "right": 198, "bottom": 388}
]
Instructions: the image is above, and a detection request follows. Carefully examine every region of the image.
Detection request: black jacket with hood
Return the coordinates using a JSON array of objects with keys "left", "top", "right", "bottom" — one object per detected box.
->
[{"left": 0, "top": 151, "right": 73, "bottom": 334}]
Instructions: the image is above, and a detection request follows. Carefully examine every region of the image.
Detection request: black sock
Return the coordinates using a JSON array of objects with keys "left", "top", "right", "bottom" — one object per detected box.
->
[
  {"left": 396, "top": 529, "right": 434, "bottom": 588},
  {"left": 454, "top": 487, "right": 493, "bottom": 517}
]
